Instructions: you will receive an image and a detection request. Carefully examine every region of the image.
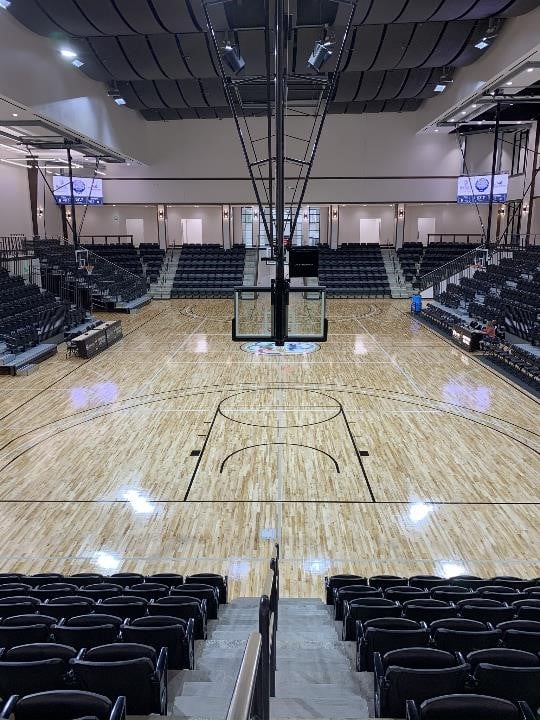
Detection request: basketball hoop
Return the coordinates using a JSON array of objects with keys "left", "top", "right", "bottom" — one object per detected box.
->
[{"left": 86, "top": 263, "right": 94, "bottom": 276}]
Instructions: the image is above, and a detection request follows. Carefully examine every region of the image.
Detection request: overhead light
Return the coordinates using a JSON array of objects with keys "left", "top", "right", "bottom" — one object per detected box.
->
[
  {"left": 472, "top": 104, "right": 478, "bottom": 109},
  {"left": 0, "top": 1, "right": 11, "bottom": 8},
  {"left": 114, "top": 97, "right": 127, "bottom": 106},
  {"left": 308, "top": 40, "right": 333, "bottom": 72},
  {"left": 527, "top": 67, "right": 534, "bottom": 73},
  {"left": 450, "top": 117, "right": 456, "bottom": 122},
  {"left": 506, "top": 81, "right": 513, "bottom": 86},
  {"left": 12, "top": 112, "right": 18, "bottom": 117},
  {"left": 222, "top": 42, "right": 245, "bottom": 75},
  {"left": 60, "top": 48, "right": 78, "bottom": 60},
  {"left": 475, "top": 39, "right": 489, "bottom": 50},
  {"left": 434, "top": 84, "right": 447, "bottom": 93},
  {"left": 72, "top": 59, "right": 84, "bottom": 68},
  {"left": 461, "top": 111, "right": 467, "bottom": 115}
]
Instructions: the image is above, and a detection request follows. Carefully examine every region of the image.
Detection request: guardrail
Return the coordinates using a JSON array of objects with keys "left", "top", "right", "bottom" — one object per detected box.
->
[
  {"left": 416, "top": 246, "right": 486, "bottom": 293},
  {"left": 427, "top": 234, "right": 483, "bottom": 245},
  {"left": 226, "top": 543, "right": 279, "bottom": 720},
  {"left": 80, "top": 235, "right": 135, "bottom": 246}
]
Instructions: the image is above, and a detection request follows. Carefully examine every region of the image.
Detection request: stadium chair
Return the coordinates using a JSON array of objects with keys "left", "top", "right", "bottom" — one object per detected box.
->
[
  {"left": 144, "top": 573, "right": 183, "bottom": 589},
  {"left": 0, "top": 597, "right": 39, "bottom": 618},
  {"left": 99, "top": 596, "right": 148, "bottom": 620},
  {"left": 431, "top": 585, "right": 477, "bottom": 603},
  {"left": 343, "top": 598, "right": 401, "bottom": 641},
  {"left": 516, "top": 606, "right": 540, "bottom": 622},
  {"left": 170, "top": 584, "right": 219, "bottom": 619},
  {"left": 402, "top": 599, "right": 458, "bottom": 624},
  {"left": 471, "top": 664, "right": 540, "bottom": 715},
  {"left": 408, "top": 576, "right": 447, "bottom": 591},
  {"left": 0, "top": 657, "right": 71, "bottom": 698},
  {"left": 457, "top": 598, "right": 516, "bottom": 624},
  {"left": 1, "top": 643, "right": 77, "bottom": 666},
  {"left": 124, "top": 583, "right": 170, "bottom": 601},
  {"left": 374, "top": 647, "right": 468, "bottom": 718},
  {"left": 0, "top": 585, "right": 33, "bottom": 599},
  {"left": 356, "top": 618, "right": 430, "bottom": 671},
  {"left": 0, "top": 624, "right": 51, "bottom": 648},
  {"left": 73, "top": 643, "right": 167, "bottom": 716},
  {"left": 42, "top": 596, "right": 96, "bottom": 620},
  {"left": 80, "top": 584, "right": 124, "bottom": 601},
  {"left": 0, "top": 575, "right": 23, "bottom": 586},
  {"left": 185, "top": 573, "right": 228, "bottom": 604},
  {"left": 149, "top": 597, "right": 207, "bottom": 640},
  {"left": 3, "top": 614, "right": 56, "bottom": 628},
  {"left": 27, "top": 584, "right": 78, "bottom": 601},
  {"left": 498, "top": 620, "right": 540, "bottom": 652},
  {"left": 405, "top": 694, "right": 536, "bottom": 720},
  {"left": 430, "top": 618, "right": 502, "bottom": 653},
  {"left": 369, "top": 575, "right": 407, "bottom": 590},
  {"left": 385, "top": 586, "right": 428, "bottom": 603},
  {"left": 334, "top": 585, "right": 383, "bottom": 621},
  {"left": 325, "top": 574, "right": 367, "bottom": 605},
  {"left": 466, "top": 648, "right": 540, "bottom": 671},
  {"left": 22, "top": 574, "right": 64, "bottom": 588},
  {"left": 479, "top": 586, "right": 524, "bottom": 604},
  {"left": 449, "top": 575, "right": 487, "bottom": 590},
  {"left": 65, "top": 574, "right": 104, "bottom": 587},
  {"left": 52, "top": 617, "right": 120, "bottom": 650},
  {"left": 122, "top": 615, "right": 194, "bottom": 670},
  {"left": 491, "top": 577, "right": 535, "bottom": 592},
  {"left": 108, "top": 573, "right": 144, "bottom": 588},
  {"left": 0, "top": 690, "right": 126, "bottom": 720}
]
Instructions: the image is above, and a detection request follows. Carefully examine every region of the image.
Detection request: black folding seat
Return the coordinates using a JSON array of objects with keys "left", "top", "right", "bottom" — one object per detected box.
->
[
  {"left": 124, "top": 583, "right": 169, "bottom": 601},
  {"left": 431, "top": 618, "right": 501, "bottom": 653},
  {"left": 185, "top": 574, "right": 228, "bottom": 604},
  {"left": 357, "top": 618, "right": 430, "bottom": 671},
  {"left": 335, "top": 585, "right": 382, "bottom": 621},
  {"left": 472, "top": 664, "right": 540, "bottom": 714},
  {"left": 369, "top": 575, "right": 407, "bottom": 590},
  {"left": 408, "top": 576, "right": 446, "bottom": 591},
  {"left": 448, "top": 575, "right": 486, "bottom": 590},
  {"left": 108, "top": 573, "right": 145, "bottom": 589},
  {"left": 53, "top": 617, "right": 120, "bottom": 650},
  {"left": 405, "top": 694, "right": 535, "bottom": 720},
  {"left": 149, "top": 597, "right": 207, "bottom": 640},
  {"left": 99, "top": 596, "right": 148, "bottom": 620},
  {"left": 492, "top": 577, "right": 535, "bottom": 592},
  {"left": 479, "top": 586, "right": 524, "bottom": 605},
  {"left": 28, "top": 584, "right": 78, "bottom": 602},
  {"left": 0, "top": 689, "right": 126, "bottom": 720},
  {"left": 0, "top": 646, "right": 72, "bottom": 698},
  {"left": 466, "top": 648, "right": 540, "bottom": 672},
  {"left": 403, "top": 599, "right": 458, "bottom": 624},
  {"left": 2, "top": 643, "right": 77, "bottom": 666},
  {"left": 374, "top": 647, "right": 468, "bottom": 719},
  {"left": 0, "top": 575, "right": 23, "bottom": 586},
  {"left": 122, "top": 616, "right": 194, "bottom": 670},
  {"left": 343, "top": 598, "right": 401, "bottom": 641},
  {"left": 81, "top": 584, "right": 124, "bottom": 601},
  {"left": 144, "top": 574, "right": 183, "bottom": 589},
  {"left": 431, "top": 585, "right": 476, "bottom": 603},
  {"left": 385, "top": 587, "right": 428, "bottom": 603},
  {"left": 457, "top": 598, "right": 516, "bottom": 624},
  {"left": 170, "top": 584, "right": 219, "bottom": 619},
  {"left": 0, "top": 584, "right": 32, "bottom": 599},
  {"left": 73, "top": 643, "right": 167, "bottom": 716},
  {"left": 0, "top": 622, "right": 51, "bottom": 649},
  {"left": 3, "top": 614, "right": 56, "bottom": 628},
  {"left": 42, "top": 596, "right": 95, "bottom": 620},
  {"left": 0, "top": 597, "right": 39, "bottom": 618},
  {"left": 22, "top": 574, "right": 64, "bottom": 588},
  {"left": 516, "top": 604, "right": 540, "bottom": 622},
  {"left": 498, "top": 620, "right": 540, "bottom": 652}
]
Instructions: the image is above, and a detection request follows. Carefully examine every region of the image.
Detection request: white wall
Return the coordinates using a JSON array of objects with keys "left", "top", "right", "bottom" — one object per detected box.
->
[
  {"left": 76, "top": 205, "right": 159, "bottom": 245},
  {"left": 166, "top": 206, "right": 223, "bottom": 246},
  {"left": 403, "top": 204, "right": 488, "bottom": 245},
  {"left": 0, "top": 162, "right": 32, "bottom": 237},
  {"left": 337, "top": 205, "right": 395, "bottom": 246}
]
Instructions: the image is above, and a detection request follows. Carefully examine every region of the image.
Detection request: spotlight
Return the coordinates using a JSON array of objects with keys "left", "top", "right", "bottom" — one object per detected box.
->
[
  {"left": 223, "top": 43, "right": 245, "bottom": 74},
  {"left": 308, "top": 40, "right": 333, "bottom": 72},
  {"left": 60, "top": 48, "right": 78, "bottom": 59}
]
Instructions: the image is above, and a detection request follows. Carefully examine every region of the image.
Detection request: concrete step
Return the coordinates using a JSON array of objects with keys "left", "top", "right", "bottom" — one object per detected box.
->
[
  {"left": 270, "top": 696, "right": 370, "bottom": 719},
  {"left": 172, "top": 695, "right": 230, "bottom": 718}
]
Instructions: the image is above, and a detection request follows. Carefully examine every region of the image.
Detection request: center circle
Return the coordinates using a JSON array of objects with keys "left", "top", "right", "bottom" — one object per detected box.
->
[
  {"left": 219, "top": 388, "right": 341, "bottom": 428},
  {"left": 241, "top": 341, "right": 320, "bottom": 356}
]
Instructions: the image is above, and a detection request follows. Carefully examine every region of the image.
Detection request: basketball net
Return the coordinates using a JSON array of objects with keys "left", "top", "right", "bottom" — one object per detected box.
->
[{"left": 86, "top": 263, "right": 94, "bottom": 276}]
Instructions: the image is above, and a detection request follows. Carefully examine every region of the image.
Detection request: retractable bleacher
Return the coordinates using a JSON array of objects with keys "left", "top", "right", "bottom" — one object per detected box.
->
[
  {"left": 171, "top": 245, "right": 245, "bottom": 298},
  {"left": 318, "top": 244, "right": 391, "bottom": 297}
]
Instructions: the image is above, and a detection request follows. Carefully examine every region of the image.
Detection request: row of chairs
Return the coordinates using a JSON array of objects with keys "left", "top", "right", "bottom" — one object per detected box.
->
[
  {"left": 0, "top": 641, "right": 167, "bottom": 716},
  {"left": 374, "top": 645, "right": 540, "bottom": 718}
]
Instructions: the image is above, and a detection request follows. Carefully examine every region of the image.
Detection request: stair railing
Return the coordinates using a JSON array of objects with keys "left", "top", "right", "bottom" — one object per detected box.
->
[{"left": 226, "top": 542, "right": 279, "bottom": 720}]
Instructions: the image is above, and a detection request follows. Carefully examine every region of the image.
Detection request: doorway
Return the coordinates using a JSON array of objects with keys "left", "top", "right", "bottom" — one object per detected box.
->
[
  {"left": 359, "top": 218, "right": 381, "bottom": 244},
  {"left": 181, "top": 218, "right": 203, "bottom": 245},
  {"left": 418, "top": 217, "right": 436, "bottom": 245}
]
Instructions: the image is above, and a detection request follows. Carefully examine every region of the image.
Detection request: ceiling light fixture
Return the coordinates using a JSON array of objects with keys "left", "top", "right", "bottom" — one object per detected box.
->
[
  {"left": 60, "top": 48, "right": 78, "bottom": 59},
  {"left": 223, "top": 42, "right": 245, "bottom": 75},
  {"left": 506, "top": 81, "right": 513, "bottom": 86},
  {"left": 12, "top": 112, "right": 18, "bottom": 117}
]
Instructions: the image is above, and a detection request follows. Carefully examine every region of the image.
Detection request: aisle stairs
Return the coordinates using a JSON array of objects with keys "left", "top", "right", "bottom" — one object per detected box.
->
[
  {"left": 149, "top": 247, "right": 182, "bottom": 299},
  {"left": 171, "top": 597, "right": 372, "bottom": 719},
  {"left": 381, "top": 248, "right": 413, "bottom": 299}
]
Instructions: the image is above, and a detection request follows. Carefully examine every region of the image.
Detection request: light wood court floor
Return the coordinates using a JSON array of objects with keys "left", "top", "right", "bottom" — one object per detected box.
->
[{"left": 0, "top": 300, "right": 538, "bottom": 597}]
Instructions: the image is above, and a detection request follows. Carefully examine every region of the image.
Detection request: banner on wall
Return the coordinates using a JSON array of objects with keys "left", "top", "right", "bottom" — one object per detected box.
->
[{"left": 457, "top": 174, "right": 508, "bottom": 204}]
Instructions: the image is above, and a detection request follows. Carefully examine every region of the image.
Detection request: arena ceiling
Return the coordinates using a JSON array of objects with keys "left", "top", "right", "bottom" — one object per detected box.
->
[{"left": 7, "top": 0, "right": 540, "bottom": 121}]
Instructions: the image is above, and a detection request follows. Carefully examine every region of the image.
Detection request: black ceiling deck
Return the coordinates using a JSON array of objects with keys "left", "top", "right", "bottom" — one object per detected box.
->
[{"left": 7, "top": 0, "right": 540, "bottom": 120}]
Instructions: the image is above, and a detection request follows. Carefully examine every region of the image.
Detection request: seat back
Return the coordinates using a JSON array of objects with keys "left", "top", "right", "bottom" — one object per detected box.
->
[
  {"left": 144, "top": 574, "right": 183, "bottom": 589},
  {"left": 385, "top": 587, "right": 427, "bottom": 603},
  {"left": 360, "top": 627, "right": 430, "bottom": 670},
  {"left": 0, "top": 599, "right": 38, "bottom": 618},
  {"left": 408, "top": 576, "right": 446, "bottom": 591},
  {"left": 170, "top": 585, "right": 218, "bottom": 619},
  {"left": 0, "top": 658, "right": 67, "bottom": 697},
  {"left": 404, "top": 601, "right": 458, "bottom": 624},
  {"left": 124, "top": 584, "right": 169, "bottom": 601},
  {"left": 383, "top": 664, "right": 469, "bottom": 719},
  {"left": 73, "top": 658, "right": 156, "bottom": 715},
  {"left": 0, "top": 625, "right": 50, "bottom": 648},
  {"left": 66, "top": 614, "right": 122, "bottom": 628},
  {"left": 99, "top": 598, "right": 148, "bottom": 620},
  {"left": 109, "top": 574, "right": 144, "bottom": 588},
  {"left": 52, "top": 625, "right": 119, "bottom": 650},
  {"left": 84, "top": 643, "right": 156, "bottom": 664},
  {"left": 343, "top": 600, "right": 401, "bottom": 640},
  {"left": 474, "top": 664, "right": 540, "bottom": 710},
  {"left": 335, "top": 586, "right": 382, "bottom": 620},
  {"left": 42, "top": 598, "right": 95, "bottom": 620},
  {"left": 459, "top": 603, "right": 515, "bottom": 624},
  {"left": 382, "top": 647, "right": 457, "bottom": 671},
  {"left": 466, "top": 648, "right": 540, "bottom": 671},
  {"left": 6, "top": 689, "right": 119, "bottom": 720},
  {"left": 121, "top": 623, "right": 191, "bottom": 670},
  {"left": 185, "top": 574, "right": 227, "bottom": 604},
  {"left": 325, "top": 575, "right": 367, "bottom": 604},
  {"left": 5, "top": 643, "right": 77, "bottom": 663},
  {"left": 414, "top": 694, "right": 521, "bottom": 720},
  {"left": 81, "top": 584, "right": 123, "bottom": 601},
  {"left": 433, "top": 628, "right": 502, "bottom": 653},
  {"left": 369, "top": 575, "right": 406, "bottom": 590}
]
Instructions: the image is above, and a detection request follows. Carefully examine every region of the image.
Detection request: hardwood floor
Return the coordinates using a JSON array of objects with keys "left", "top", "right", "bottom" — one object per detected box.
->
[{"left": 0, "top": 299, "right": 538, "bottom": 597}]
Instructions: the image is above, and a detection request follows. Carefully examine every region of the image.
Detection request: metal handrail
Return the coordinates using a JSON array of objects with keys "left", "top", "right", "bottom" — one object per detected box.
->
[
  {"left": 416, "top": 245, "right": 485, "bottom": 292},
  {"left": 226, "top": 633, "right": 263, "bottom": 720},
  {"left": 227, "top": 543, "right": 279, "bottom": 720}
]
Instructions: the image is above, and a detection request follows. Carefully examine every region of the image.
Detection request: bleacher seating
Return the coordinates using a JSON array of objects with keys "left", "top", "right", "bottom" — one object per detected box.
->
[
  {"left": 418, "top": 243, "right": 479, "bottom": 278},
  {"left": 0, "top": 690, "right": 127, "bottom": 720},
  {"left": 397, "top": 242, "right": 424, "bottom": 283},
  {"left": 138, "top": 243, "right": 165, "bottom": 284},
  {"left": 172, "top": 245, "right": 245, "bottom": 298},
  {"left": 325, "top": 573, "right": 540, "bottom": 718},
  {"left": 0, "top": 267, "right": 85, "bottom": 354},
  {"left": 318, "top": 244, "right": 391, "bottom": 297},
  {"left": 83, "top": 243, "right": 143, "bottom": 277}
]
